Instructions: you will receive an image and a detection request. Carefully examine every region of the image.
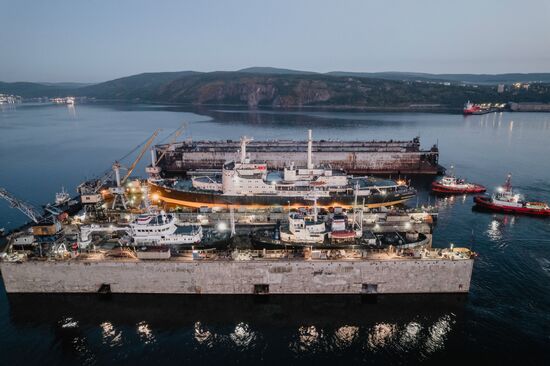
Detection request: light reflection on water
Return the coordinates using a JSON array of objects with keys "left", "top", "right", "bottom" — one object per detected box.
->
[
  {"left": 5, "top": 294, "right": 467, "bottom": 364},
  {"left": 137, "top": 321, "right": 155, "bottom": 345}
]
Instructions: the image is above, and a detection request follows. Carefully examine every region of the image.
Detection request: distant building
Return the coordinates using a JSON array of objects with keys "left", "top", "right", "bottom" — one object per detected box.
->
[{"left": 497, "top": 84, "right": 505, "bottom": 93}]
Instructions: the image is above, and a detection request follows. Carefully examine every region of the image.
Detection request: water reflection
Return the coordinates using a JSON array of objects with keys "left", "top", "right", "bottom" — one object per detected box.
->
[
  {"left": 424, "top": 314, "right": 454, "bottom": 354},
  {"left": 100, "top": 321, "right": 123, "bottom": 347},
  {"left": 7, "top": 294, "right": 466, "bottom": 363},
  {"left": 367, "top": 322, "right": 397, "bottom": 350},
  {"left": 230, "top": 322, "right": 256, "bottom": 347},
  {"left": 137, "top": 321, "right": 155, "bottom": 345},
  {"left": 334, "top": 325, "right": 359, "bottom": 347},
  {"left": 194, "top": 321, "right": 214, "bottom": 346},
  {"left": 399, "top": 322, "right": 422, "bottom": 348},
  {"left": 67, "top": 104, "right": 77, "bottom": 118},
  {"left": 485, "top": 215, "right": 515, "bottom": 243}
]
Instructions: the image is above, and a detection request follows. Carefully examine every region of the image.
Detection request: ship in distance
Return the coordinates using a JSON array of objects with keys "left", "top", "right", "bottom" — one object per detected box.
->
[{"left": 148, "top": 130, "right": 416, "bottom": 209}]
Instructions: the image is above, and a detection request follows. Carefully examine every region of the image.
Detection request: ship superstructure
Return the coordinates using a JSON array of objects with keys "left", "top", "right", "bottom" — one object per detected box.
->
[
  {"left": 128, "top": 212, "right": 203, "bottom": 246},
  {"left": 149, "top": 130, "right": 416, "bottom": 209}
]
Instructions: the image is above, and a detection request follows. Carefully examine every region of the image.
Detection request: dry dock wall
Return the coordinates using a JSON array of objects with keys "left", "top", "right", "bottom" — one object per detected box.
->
[
  {"left": 165, "top": 151, "right": 438, "bottom": 175},
  {"left": 0, "top": 259, "right": 473, "bottom": 294}
]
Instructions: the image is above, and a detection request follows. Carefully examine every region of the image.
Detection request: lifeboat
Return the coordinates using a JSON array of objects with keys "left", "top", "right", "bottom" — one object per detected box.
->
[
  {"left": 330, "top": 230, "right": 356, "bottom": 239},
  {"left": 473, "top": 174, "right": 550, "bottom": 216}
]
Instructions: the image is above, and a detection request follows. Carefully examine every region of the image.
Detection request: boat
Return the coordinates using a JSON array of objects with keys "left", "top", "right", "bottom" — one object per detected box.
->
[
  {"left": 463, "top": 101, "right": 496, "bottom": 115},
  {"left": 252, "top": 222, "right": 430, "bottom": 250},
  {"left": 128, "top": 212, "right": 203, "bottom": 246},
  {"left": 473, "top": 174, "right": 550, "bottom": 216},
  {"left": 279, "top": 212, "right": 327, "bottom": 244},
  {"left": 149, "top": 131, "right": 416, "bottom": 209},
  {"left": 55, "top": 186, "right": 71, "bottom": 206},
  {"left": 431, "top": 166, "right": 486, "bottom": 194},
  {"left": 328, "top": 211, "right": 362, "bottom": 243}
]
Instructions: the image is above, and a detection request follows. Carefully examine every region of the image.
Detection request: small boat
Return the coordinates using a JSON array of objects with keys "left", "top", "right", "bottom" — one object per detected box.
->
[
  {"left": 128, "top": 212, "right": 203, "bottom": 246},
  {"left": 473, "top": 174, "right": 550, "bottom": 216},
  {"left": 55, "top": 186, "right": 71, "bottom": 206},
  {"left": 432, "top": 166, "right": 486, "bottom": 194}
]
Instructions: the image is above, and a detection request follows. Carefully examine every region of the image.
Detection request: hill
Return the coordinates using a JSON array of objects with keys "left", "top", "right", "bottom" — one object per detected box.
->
[
  {"left": 76, "top": 71, "right": 200, "bottom": 100},
  {"left": 3, "top": 69, "right": 550, "bottom": 109},
  {"left": 0, "top": 81, "right": 75, "bottom": 98},
  {"left": 80, "top": 71, "right": 550, "bottom": 109}
]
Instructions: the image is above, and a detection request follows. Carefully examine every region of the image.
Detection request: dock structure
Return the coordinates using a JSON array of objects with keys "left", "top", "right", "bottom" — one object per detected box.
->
[
  {"left": 0, "top": 248, "right": 473, "bottom": 294},
  {"left": 155, "top": 136, "right": 442, "bottom": 176}
]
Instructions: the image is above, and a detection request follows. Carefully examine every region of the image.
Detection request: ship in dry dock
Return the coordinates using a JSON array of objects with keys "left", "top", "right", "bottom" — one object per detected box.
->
[{"left": 148, "top": 131, "right": 417, "bottom": 209}]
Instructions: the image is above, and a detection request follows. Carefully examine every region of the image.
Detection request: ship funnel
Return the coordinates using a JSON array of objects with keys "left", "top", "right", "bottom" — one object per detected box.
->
[{"left": 307, "top": 129, "right": 313, "bottom": 170}]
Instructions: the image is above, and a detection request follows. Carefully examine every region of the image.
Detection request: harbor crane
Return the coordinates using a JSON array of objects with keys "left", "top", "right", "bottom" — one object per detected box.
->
[
  {"left": 0, "top": 187, "right": 43, "bottom": 224},
  {"left": 110, "top": 129, "right": 160, "bottom": 209},
  {"left": 147, "top": 123, "right": 186, "bottom": 180}
]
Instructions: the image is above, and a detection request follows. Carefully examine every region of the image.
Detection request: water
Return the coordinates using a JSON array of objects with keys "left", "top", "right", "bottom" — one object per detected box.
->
[{"left": 1, "top": 103, "right": 550, "bottom": 364}]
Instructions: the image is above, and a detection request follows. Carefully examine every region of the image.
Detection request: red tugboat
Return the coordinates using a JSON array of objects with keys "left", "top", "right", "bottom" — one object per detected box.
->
[
  {"left": 463, "top": 101, "right": 496, "bottom": 115},
  {"left": 463, "top": 101, "right": 482, "bottom": 115},
  {"left": 431, "top": 166, "right": 486, "bottom": 194},
  {"left": 473, "top": 174, "right": 550, "bottom": 216}
]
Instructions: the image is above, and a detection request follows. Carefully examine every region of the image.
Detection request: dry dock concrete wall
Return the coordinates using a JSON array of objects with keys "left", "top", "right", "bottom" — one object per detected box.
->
[{"left": 0, "top": 259, "right": 473, "bottom": 294}]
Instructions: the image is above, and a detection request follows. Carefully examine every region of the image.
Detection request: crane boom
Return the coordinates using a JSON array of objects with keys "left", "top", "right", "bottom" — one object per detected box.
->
[
  {"left": 155, "top": 124, "right": 186, "bottom": 165},
  {"left": 0, "top": 187, "right": 42, "bottom": 223},
  {"left": 121, "top": 129, "right": 160, "bottom": 184}
]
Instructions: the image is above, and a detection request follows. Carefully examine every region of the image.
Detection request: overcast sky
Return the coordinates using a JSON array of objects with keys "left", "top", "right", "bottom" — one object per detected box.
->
[{"left": 1, "top": 0, "right": 550, "bottom": 82}]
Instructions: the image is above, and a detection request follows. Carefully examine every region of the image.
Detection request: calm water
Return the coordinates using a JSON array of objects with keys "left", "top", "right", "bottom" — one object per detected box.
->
[{"left": 1, "top": 103, "right": 550, "bottom": 364}]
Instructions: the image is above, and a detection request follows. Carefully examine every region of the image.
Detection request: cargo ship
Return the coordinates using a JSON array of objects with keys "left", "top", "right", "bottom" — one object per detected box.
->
[
  {"left": 473, "top": 174, "right": 550, "bottom": 216},
  {"left": 149, "top": 132, "right": 416, "bottom": 209}
]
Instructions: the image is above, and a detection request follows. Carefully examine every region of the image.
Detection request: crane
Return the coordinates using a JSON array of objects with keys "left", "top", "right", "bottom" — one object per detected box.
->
[
  {"left": 0, "top": 187, "right": 43, "bottom": 224},
  {"left": 147, "top": 124, "right": 186, "bottom": 180},
  {"left": 120, "top": 128, "right": 161, "bottom": 185},
  {"left": 110, "top": 129, "right": 160, "bottom": 209}
]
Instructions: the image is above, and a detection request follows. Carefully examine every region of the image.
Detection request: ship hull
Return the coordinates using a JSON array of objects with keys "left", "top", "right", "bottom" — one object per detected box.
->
[
  {"left": 473, "top": 196, "right": 550, "bottom": 216},
  {"left": 149, "top": 182, "right": 415, "bottom": 209},
  {"left": 432, "top": 182, "right": 486, "bottom": 194}
]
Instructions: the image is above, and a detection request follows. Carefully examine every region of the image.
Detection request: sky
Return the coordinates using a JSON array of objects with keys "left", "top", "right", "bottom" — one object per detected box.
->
[{"left": 1, "top": 0, "right": 550, "bottom": 83}]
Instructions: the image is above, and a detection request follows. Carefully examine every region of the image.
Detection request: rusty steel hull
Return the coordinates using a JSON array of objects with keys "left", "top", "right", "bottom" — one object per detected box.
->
[{"left": 156, "top": 137, "right": 442, "bottom": 176}]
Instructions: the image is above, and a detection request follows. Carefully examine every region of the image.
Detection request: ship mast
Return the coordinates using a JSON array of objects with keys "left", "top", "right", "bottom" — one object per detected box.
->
[
  {"left": 503, "top": 173, "right": 512, "bottom": 192},
  {"left": 307, "top": 129, "right": 313, "bottom": 170},
  {"left": 240, "top": 136, "right": 253, "bottom": 163}
]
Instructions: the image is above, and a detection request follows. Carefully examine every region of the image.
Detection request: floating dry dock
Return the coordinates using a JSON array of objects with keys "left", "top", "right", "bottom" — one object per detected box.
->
[
  {"left": 0, "top": 247, "right": 473, "bottom": 294},
  {"left": 155, "top": 137, "right": 442, "bottom": 176}
]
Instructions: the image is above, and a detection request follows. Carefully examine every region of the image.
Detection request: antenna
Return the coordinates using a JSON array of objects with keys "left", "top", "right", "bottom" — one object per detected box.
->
[{"left": 307, "top": 129, "right": 313, "bottom": 170}]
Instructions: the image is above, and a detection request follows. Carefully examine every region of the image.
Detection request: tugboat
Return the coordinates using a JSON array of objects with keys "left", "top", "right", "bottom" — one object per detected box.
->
[
  {"left": 463, "top": 101, "right": 496, "bottom": 115},
  {"left": 473, "top": 174, "right": 550, "bottom": 216},
  {"left": 431, "top": 166, "right": 486, "bottom": 194}
]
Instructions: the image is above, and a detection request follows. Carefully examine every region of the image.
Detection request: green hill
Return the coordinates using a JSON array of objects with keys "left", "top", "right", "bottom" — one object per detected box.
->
[{"left": 3, "top": 69, "right": 550, "bottom": 110}]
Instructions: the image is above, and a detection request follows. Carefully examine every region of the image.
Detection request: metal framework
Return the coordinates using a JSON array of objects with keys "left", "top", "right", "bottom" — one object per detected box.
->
[{"left": 0, "top": 187, "right": 42, "bottom": 223}]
